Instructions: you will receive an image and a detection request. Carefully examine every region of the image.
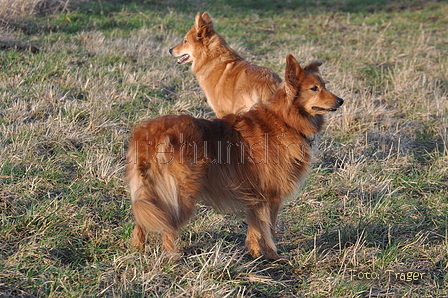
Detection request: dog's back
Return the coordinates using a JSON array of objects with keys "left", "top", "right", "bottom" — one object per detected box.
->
[
  {"left": 170, "top": 12, "right": 281, "bottom": 117},
  {"left": 222, "top": 62, "right": 281, "bottom": 116}
]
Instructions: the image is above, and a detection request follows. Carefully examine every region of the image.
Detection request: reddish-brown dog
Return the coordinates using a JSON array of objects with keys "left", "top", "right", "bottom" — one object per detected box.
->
[
  {"left": 169, "top": 12, "right": 281, "bottom": 117},
  {"left": 126, "top": 55, "right": 343, "bottom": 259}
]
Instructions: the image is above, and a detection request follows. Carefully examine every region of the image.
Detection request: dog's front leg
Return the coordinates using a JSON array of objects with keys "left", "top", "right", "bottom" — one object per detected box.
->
[
  {"left": 245, "top": 205, "right": 281, "bottom": 260},
  {"left": 245, "top": 217, "right": 262, "bottom": 258}
]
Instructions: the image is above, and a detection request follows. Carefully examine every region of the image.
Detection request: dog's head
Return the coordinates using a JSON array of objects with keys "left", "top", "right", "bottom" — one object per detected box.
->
[
  {"left": 282, "top": 54, "right": 344, "bottom": 116},
  {"left": 169, "top": 12, "right": 214, "bottom": 66}
]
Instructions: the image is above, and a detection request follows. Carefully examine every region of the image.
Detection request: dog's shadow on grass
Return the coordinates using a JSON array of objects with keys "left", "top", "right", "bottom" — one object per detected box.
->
[{"left": 182, "top": 226, "right": 299, "bottom": 295}]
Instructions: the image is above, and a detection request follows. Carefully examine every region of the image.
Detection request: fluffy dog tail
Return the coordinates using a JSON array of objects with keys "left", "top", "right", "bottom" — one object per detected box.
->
[
  {"left": 127, "top": 129, "right": 180, "bottom": 249},
  {"left": 126, "top": 158, "right": 178, "bottom": 248},
  {"left": 126, "top": 126, "right": 199, "bottom": 253}
]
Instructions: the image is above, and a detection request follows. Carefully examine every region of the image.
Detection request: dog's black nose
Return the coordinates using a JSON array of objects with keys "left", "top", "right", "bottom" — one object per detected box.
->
[
  {"left": 337, "top": 97, "right": 344, "bottom": 106},
  {"left": 169, "top": 48, "right": 173, "bottom": 55}
]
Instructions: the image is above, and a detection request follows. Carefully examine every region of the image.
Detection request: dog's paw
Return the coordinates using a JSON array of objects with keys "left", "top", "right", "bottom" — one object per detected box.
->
[{"left": 247, "top": 247, "right": 262, "bottom": 259}]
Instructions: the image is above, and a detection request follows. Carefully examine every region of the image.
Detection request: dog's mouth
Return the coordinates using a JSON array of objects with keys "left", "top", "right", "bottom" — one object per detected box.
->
[
  {"left": 177, "top": 54, "right": 190, "bottom": 64},
  {"left": 312, "top": 107, "right": 338, "bottom": 112},
  {"left": 311, "top": 97, "right": 344, "bottom": 113}
]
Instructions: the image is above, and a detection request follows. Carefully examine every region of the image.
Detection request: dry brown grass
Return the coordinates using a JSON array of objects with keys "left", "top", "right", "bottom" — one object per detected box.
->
[
  {"left": 0, "top": 1, "right": 447, "bottom": 297},
  {"left": 0, "top": 0, "right": 72, "bottom": 22}
]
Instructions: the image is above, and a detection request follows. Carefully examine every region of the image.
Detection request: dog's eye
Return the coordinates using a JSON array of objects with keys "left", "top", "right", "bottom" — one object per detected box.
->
[
  {"left": 310, "top": 85, "right": 319, "bottom": 92},
  {"left": 183, "top": 39, "right": 187, "bottom": 43}
]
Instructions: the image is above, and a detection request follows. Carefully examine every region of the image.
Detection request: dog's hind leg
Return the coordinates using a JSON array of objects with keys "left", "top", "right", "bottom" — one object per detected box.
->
[
  {"left": 131, "top": 198, "right": 171, "bottom": 246},
  {"left": 132, "top": 185, "right": 198, "bottom": 256},
  {"left": 159, "top": 167, "right": 201, "bottom": 256},
  {"left": 131, "top": 223, "right": 147, "bottom": 248},
  {"left": 132, "top": 197, "right": 185, "bottom": 256},
  {"left": 161, "top": 229, "right": 179, "bottom": 256}
]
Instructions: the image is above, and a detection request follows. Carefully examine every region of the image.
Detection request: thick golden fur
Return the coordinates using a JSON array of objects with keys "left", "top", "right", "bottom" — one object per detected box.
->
[
  {"left": 126, "top": 55, "right": 344, "bottom": 259},
  {"left": 169, "top": 12, "right": 281, "bottom": 118}
]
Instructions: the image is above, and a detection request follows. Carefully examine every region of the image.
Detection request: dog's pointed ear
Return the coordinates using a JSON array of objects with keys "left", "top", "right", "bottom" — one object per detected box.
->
[
  {"left": 285, "top": 54, "right": 304, "bottom": 87},
  {"left": 201, "top": 12, "right": 213, "bottom": 27},
  {"left": 194, "top": 12, "right": 204, "bottom": 31},
  {"left": 284, "top": 54, "right": 304, "bottom": 100},
  {"left": 195, "top": 12, "right": 212, "bottom": 40},
  {"left": 304, "top": 60, "right": 322, "bottom": 73}
]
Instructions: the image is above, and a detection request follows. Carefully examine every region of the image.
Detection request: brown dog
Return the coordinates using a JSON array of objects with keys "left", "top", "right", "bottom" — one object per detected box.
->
[
  {"left": 126, "top": 55, "right": 343, "bottom": 259},
  {"left": 169, "top": 12, "right": 281, "bottom": 117}
]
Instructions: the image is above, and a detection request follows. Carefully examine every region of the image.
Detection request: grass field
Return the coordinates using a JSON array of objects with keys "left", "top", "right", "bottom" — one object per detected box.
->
[{"left": 1, "top": 0, "right": 447, "bottom": 297}]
